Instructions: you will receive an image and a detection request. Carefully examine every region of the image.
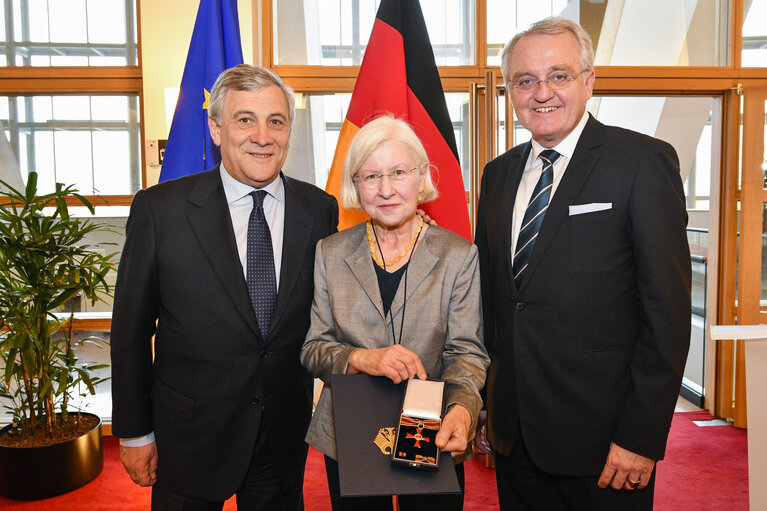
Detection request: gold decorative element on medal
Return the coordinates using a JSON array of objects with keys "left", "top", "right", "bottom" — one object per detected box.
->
[{"left": 374, "top": 427, "right": 396, "bottom": 455}]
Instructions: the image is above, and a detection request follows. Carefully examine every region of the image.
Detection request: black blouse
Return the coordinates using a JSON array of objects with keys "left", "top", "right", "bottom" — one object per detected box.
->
[{"left": 373, "top": 261, "right": 408, "bottom": 314}]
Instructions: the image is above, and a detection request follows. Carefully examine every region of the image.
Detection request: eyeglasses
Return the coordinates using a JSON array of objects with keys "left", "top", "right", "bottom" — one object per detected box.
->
[
  {"left": 509, "top": 70, "right": 589, "bottom": 92},
  {"left": 353, "top": 165, "right": 422, "bottom": 190}
]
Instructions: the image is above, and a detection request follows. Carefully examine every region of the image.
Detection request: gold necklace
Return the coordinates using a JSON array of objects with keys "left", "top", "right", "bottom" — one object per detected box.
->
[{"left": 367, "top": 215, "right": 424, "bottom": 268}]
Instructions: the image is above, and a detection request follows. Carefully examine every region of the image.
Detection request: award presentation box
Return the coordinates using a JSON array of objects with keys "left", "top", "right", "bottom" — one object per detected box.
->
[
  {"left": 391, "top": 379, "right": 444, "bottom": 471},
  {"left": 330, "top": 373, "right": 461, "bottom": 497}
]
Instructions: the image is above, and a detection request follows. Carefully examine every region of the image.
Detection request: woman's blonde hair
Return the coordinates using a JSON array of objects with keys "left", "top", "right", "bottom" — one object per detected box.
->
[{"left": 340, "top": 115, "right": 438, "bottom": 209}]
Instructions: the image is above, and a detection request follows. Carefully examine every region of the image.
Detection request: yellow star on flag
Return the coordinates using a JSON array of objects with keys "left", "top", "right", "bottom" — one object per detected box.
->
[{"left": 203, "top": 88, "right": 210, "bottom": 110}]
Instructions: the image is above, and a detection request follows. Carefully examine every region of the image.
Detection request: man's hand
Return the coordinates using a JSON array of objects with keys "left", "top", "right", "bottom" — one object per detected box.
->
[
  {"left": 416, "top": 209, "right": 437, "bottom": 226},
  {"left": 348, "top": 345, "right": 427, "bottom": 384},
  {"left": 598, "top": 442, "right": 655, "bottom": 490},
  {"left": 120, "top": 442, "right": 158, "bottom": 487},
  {"left": 435, "top": 404, "right": 472, "bottom": 454},
  {"left": 473, "top": 409, "right": 491, "bottom": 454}
]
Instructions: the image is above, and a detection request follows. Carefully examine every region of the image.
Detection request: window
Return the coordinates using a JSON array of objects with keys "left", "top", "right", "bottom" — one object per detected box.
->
[
  {"left": 743, "top": 0, "right": 767, "bottom": 67},
  {"left": 1, "top": 95, "right": 141, "bottom": 195},
  {"left": 273, "top": 0, "right": 475, "bottom": 66},
  {"left": 487, "top": 0, "right": 729, "bottom": 66},
  {"left": 0, "top": 0, "right": 138, "bottom": 67}
]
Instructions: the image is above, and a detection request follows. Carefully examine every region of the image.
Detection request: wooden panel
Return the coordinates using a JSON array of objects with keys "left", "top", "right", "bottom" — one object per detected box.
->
[
  {"left": 716, "top": 339, "right": 736, "bottom": 419},
  {"left": 734, "top": 340, "right": 748, "bottom": 427},
  {"left": 738, "top": 88, "right": 765, "bottom": 325},
  {"left": 0, "top": 67, "right": 142, "bottom": 94},
  {"left": 727, "top": 86, "right": 767, "bottom": 427},
  {"left": 731, "top": 0, "right": 743, "bottom": 70},
  {"left": 68, "top": 317, "right": 113, "bottom": 332},
  {"left": 717, "top": 91, "right": 742, "bottom": 330},
  {"left": 0, "top": 67, "right": 142, "bottom": 79},
  {"left": 1, "top": 195, "right": 134, "bottom": 208}
]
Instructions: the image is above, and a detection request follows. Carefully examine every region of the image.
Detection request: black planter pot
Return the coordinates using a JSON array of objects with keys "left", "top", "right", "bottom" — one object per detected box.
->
[{"left": 0, "top": 413, "right": 103, "bottom": 500}]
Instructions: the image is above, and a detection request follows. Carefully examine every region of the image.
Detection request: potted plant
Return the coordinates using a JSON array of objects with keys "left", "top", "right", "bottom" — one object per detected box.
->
[{"left": 0, "top": 172, "right": 116, "bottom": 500}]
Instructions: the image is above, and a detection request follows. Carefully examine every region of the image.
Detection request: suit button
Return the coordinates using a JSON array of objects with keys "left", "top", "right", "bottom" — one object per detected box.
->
[
  {"left": 261, "top": 350, "right": 268, "bottom": 359},
  {"left": 515, "top": 302, "right": 525, "bottom": 311},
  {"left": 250, "top": 396, "right": 260, "bottom": 405}
]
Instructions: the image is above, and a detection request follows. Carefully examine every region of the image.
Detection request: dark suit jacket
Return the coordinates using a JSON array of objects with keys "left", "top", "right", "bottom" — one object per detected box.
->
[
  {"left": 110, "top": 168, "right": 338, "bottom": 500},
  {"left": 475, "top": 115, "right": 691, "bottom": 476}
]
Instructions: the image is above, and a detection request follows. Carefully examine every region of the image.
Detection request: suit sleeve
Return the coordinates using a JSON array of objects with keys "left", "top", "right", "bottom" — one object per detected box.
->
[
  {"left": 475, "top": 170, "right": 495, "bottom": 356},
  {"left": 328, "top": 197, "right": 340, "bottom": 235},
  {"left": 441, "top": 243, "right": 490, "bottom": 431},
  {"left": 110, "top": 189, "right": 160, "bottom": 438},
  {"left": 612, "top": 140, "right": 692, "bottom": 460},
  {"left": 299, "top": 239, "right": 359, "bottom": 382},
  {"left": 474, "top": 169, "right": 495, "bottom": 407}
]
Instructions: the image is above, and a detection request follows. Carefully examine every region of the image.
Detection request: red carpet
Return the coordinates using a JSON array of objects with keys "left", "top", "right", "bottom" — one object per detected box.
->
[
  {"left": 0, "top": 411, "right": 745, "bottom": 510},
  {"left": 655, "top": 410, "right": 748, "bottom": 511}
]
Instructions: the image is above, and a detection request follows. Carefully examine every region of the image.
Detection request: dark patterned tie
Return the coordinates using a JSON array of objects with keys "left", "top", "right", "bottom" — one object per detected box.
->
[
  {"left": 247, "top": 190, "right": 277, "bottom": 340},
  {"left": 513, "top": 149, "right": 560, "bottom": 287}
]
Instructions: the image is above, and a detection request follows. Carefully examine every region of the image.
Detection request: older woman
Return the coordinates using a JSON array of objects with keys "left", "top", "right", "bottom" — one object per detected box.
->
[{"left": 300, "top": 115, "right": 489, "bottom": 511}]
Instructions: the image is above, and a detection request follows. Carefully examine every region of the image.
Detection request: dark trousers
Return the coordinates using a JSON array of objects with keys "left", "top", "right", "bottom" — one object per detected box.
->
[
  {"left": 323, "top": 455, "right": 464, "bottom": 511},
  {"left": 494, "top": 432, "right": 654, "bottom": 511},
  {"left": 151, "top": 425, "right": 303, "bottom": 511}
]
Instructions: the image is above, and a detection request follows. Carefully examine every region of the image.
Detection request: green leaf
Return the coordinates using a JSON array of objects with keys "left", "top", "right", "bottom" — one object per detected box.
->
[{"left": 24, "top": 172, "right": 38, "bottom": 202}]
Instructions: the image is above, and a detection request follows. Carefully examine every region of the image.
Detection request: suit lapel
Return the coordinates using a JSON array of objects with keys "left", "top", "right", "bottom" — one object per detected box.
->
[
  {"left": 271, "top": 174, "right": 315, "bottom": 337},
  {"left": 186, "top": 170, "right": 261, "bottom": 338},
  {"left": 501, "top": 144, "right": 531, "bottom": 295},
  {"left": 345, "top": 227, "right": 386, "bottom": 321},
  {"left": 517, "top": 116, "right": 603, "bottom": 293}
]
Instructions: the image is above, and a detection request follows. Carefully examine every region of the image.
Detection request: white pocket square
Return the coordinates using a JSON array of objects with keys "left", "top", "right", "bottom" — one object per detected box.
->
[{"left": 569, "top": 202, "right": 612, "bottom": 216}]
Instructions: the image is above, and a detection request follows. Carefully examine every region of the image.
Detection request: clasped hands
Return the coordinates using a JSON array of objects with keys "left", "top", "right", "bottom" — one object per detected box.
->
[{"left": 348, "top": 345, "right": 471, "bottom": 454}]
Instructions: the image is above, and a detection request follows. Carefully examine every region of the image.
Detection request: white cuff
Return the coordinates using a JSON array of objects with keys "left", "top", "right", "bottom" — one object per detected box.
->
[{"left": 119, "top": 432, "right": 156, "bottom": 447}]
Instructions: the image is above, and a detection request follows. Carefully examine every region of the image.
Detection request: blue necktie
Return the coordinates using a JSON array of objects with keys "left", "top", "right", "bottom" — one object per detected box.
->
[
  {"left": 247, "top": 190, "right": 276, "bottom": 339},
  {"left": 513, "top": 149, "right": 560, "bottom": 287}
]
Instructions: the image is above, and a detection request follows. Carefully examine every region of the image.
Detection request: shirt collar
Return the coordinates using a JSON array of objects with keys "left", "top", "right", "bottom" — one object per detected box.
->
[
  {"left": 219, "top": 163, "right": 284, "bottom": 205},
  {"left": 530, "top": 110, "right": 590, "bottom": 163}
]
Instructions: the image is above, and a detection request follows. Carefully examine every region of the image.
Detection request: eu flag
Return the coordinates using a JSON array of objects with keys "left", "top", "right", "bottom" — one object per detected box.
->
[{"left": 159, "top": 0, "right": 244, "bottom": 182}]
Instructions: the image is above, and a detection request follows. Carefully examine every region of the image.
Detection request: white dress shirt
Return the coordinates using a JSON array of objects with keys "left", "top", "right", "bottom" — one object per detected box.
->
[
  {"left": 510, "top": 111, "right": 590, "bottom": 258},
  {"left": 219, "top": 164, "right": 285, "bottom": 289}
]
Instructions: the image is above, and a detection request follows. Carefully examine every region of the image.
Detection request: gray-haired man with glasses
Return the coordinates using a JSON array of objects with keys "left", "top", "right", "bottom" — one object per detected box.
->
[{"left": 475, "top": 16, "right": 691, "bottom": 511}]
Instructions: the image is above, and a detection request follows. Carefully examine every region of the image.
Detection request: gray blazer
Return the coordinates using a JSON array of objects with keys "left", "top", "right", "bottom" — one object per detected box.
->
[{"left": 300, "top": 222, "right": 489, "bottom": 460}]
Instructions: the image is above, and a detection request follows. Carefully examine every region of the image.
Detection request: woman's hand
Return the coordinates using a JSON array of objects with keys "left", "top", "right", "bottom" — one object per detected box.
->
[
  {"left": 435, "top": 404, "right": 472, "bottom": 454},
  {"left": 348, "top": 345, "right": 427, "bottom": 384}
]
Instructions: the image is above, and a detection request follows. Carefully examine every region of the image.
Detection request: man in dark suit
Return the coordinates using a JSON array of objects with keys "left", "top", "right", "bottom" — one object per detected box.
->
[
  {"left": 474, "top": 17, "right": 691, "bottom": 510},
  {"left": 111, "top": 64, "right": 338, "bottom": 510}
]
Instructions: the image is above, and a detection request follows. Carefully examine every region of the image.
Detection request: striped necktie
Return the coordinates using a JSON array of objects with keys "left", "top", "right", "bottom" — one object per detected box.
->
[
  {"left": 247, "top": 190, "right": 277, "bottom": 340},
  {"left": 513, "top": 149, "right": 560, "bottom": 287}
]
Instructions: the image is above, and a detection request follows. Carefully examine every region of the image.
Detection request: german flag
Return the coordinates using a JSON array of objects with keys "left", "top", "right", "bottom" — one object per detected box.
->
[{"left": 325, "top": 0, "right": 471, "bottom": 240}]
